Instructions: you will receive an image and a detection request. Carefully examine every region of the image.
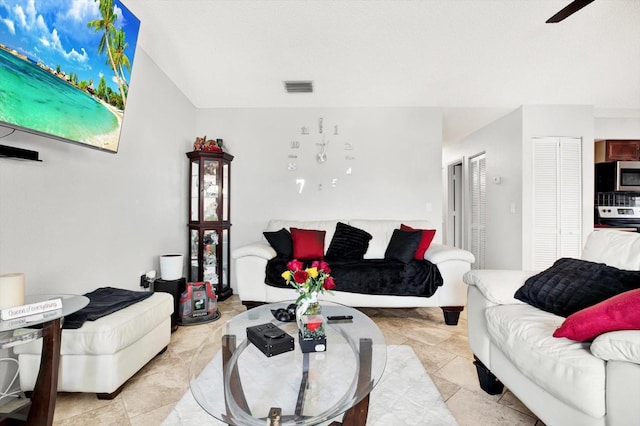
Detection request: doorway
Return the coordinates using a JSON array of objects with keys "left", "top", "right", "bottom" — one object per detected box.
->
[{"left": 447, "top": 161, "right": 463, "bottom": 249}]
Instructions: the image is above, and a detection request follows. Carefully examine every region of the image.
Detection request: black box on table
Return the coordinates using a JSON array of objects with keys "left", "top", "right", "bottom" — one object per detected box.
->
[
  {"left": 298, "top": 331, "right": 327, "bottom": 353},
  {"left": 246, "top": 323, "right": 294, "bottom": 357}
]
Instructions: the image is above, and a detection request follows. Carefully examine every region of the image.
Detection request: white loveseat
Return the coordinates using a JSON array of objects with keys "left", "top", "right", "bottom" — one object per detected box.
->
[
  {"left": 232, "top": 219, "right": 475, "bottom": 325},
  {"left": 464, "top": 230, "right": 640, "bottom": 426}
]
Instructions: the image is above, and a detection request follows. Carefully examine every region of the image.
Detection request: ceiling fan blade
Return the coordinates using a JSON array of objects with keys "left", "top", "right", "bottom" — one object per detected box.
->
[{"left": 546, "top": 0, "right": 595, "bottom": 23}]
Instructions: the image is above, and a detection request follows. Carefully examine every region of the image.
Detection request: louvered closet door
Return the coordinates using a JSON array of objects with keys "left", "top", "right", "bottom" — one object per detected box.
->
[
  {"left": 532, "top": 137, "right": 582, "bottom": 270},
  {"left": 469, "top": 153, "right": 486, "bottom": 269}
]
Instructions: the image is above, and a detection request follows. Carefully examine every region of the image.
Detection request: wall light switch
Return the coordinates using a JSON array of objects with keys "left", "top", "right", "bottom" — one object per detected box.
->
[{"left": 426, "top": 202, "right": 433, "bottom": 213}]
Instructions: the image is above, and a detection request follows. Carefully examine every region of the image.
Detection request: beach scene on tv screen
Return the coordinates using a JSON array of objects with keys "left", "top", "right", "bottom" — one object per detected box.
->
[{"left": 0, "top": 0, "right": 140, "bottom": 152}]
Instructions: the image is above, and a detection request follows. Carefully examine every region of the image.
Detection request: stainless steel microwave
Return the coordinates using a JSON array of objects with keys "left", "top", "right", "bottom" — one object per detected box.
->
[{"left": 595, "top": 161, "right": 640, "bottom": 192}]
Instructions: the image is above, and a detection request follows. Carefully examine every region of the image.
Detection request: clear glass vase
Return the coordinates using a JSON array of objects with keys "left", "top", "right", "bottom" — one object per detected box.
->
[{"left": 296, "top": 294, "right": 325, "bottom": 340}]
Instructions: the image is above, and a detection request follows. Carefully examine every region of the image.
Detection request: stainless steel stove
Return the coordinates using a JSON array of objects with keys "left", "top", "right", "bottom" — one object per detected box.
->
[{"left": 596, "top": 206, "right": 640, "bottom": 228}]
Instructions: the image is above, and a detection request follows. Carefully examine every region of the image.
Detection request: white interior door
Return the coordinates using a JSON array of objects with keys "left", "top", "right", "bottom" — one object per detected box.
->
[
  {"left": 532, "top": 137, "right": 582, "bottom": 270},
  {"left": 469, "top": 153, "right": 486, "bottom": 269}
]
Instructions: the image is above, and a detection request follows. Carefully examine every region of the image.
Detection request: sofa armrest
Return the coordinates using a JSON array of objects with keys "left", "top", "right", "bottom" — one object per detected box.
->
[
  {"left": 231, "top": 241, "right": 276, "bottom": 260},
  {"left": 232, "top": 241, "right": 275, "bottom": 303},
  {"left": 463, "top": 269, "right": 537, "bottom": 305},
  {"left": 591, "top": 330, "right": 640, "bottom": 364},
  {"left": 425, "top": 244, "right": 475, "bottom": 265}
]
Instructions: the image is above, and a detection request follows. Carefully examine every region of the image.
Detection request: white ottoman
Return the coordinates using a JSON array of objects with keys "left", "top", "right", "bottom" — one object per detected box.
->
[{"left": 15, "top": 292, "right": 173, "bottom": 398}]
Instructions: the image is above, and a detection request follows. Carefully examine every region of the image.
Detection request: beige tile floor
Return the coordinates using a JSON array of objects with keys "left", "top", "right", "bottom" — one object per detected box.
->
[{"left": 48, "top": 296, "right": 543, "bottom": 425}]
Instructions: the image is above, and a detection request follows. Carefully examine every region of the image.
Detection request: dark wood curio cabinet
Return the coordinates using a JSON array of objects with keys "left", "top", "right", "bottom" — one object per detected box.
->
[{"left": 186, "top": 150, "right": 234, "bottom": 300}]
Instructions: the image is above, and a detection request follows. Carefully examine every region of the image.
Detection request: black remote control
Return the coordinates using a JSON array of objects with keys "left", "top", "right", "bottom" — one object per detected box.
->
[{"left": 327, "top": 315, "right": 353, "bottom": 321}]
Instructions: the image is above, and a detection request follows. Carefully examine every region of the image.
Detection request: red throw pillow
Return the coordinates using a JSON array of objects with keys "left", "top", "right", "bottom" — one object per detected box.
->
[
  {"left": 290, "top": 228, "right": 326, "bottom": 260},
  {"left": 400, "top": 224, "right": 436, "bottom": 260},
  {"left": 553, "top": 288, "right": 640, "bottom": 342}
]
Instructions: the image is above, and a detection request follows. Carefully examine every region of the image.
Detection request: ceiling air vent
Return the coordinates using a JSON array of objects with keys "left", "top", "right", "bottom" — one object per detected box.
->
[{"left": 284, "top": 81, "right": 313, "bottom": 93}]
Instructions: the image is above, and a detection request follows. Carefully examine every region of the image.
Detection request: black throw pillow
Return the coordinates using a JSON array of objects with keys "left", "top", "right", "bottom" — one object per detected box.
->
[
  {"left": 326, "top": 222, "right": 373, "bottom": 260},
  {"left": 514, "top": 257, "right": 640, "bottom": 317},
  {"left": 384, "top": 229, "right": 422, "bottom": 263},
  {"left": 263, "top": 228, "right": 293, "bottom": 258}
]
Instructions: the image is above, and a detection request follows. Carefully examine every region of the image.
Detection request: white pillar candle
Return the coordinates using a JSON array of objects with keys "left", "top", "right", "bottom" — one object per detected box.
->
[{"left": 0, "top": 273, "right": 26, "bottom": 310}]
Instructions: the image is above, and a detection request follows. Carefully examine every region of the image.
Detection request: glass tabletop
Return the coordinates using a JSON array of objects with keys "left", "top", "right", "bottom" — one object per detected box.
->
[
  {"left": 189, "top": 301, "right": 386, "bottom": 425},
  {"left": 0, "top": 294, "right": 89, "bottom": 348}
]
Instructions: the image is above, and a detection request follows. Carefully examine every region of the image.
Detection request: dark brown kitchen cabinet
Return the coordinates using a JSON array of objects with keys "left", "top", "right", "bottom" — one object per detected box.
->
[{"left": 595, "top": 140, "right": 640, "bottom": 163}]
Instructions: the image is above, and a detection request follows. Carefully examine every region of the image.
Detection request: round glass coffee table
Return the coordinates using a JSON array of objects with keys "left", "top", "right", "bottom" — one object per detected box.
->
[{"left": 189, "top": 301, "right": 386, "bottom": 425}]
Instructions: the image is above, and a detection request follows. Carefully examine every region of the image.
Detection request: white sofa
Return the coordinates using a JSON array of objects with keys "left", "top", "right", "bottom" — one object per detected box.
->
[
  {"left": 232, "top": 219, "right": 475, "bottom": 325},
  {"left": 464, "top": 230, "right": 640, "bottom": 426}
]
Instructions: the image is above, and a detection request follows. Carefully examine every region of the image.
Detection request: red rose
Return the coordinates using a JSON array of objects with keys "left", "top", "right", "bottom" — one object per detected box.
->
[
  {"left": 306, "top": 319, "right": 322, "bottom": 332},
  {"left": 312, "top": 260, "right": 331, "bottom": 273},
  {"left": 287, "top": 259, "right": 304, "bottom": 271},
  {"left": 323, "top": 276, "right": 336, "bottom": 290},
  {"left": 293, "top": 270, "right": 309, "bottom": 284}
]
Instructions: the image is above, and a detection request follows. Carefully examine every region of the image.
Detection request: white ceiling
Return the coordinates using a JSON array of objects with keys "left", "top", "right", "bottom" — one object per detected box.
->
[{"left": 123, "top": 0, "right": 640, "bottom": 143}]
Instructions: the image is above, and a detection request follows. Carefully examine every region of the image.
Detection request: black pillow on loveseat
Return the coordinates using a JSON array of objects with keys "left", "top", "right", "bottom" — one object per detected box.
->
[
  {"left": 384, "top": 229, "right": 422, "bottom": 263},
  {"left": 325, "top": 222, "right": 372, "bottom": 261},
  {"left": 514, "top": 257, "right": 640, "bottom": 317},
  {"left": 263, "top": 228, "right": 293, "bottom": 258}
]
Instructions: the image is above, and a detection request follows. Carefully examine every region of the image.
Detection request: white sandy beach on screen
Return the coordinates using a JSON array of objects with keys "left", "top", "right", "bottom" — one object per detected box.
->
[{"left": 85, "top": 100, "right": 123, "bottom": 152}]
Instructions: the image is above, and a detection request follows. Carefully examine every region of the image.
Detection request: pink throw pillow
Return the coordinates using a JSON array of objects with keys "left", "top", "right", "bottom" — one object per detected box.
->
[
  {"left": 553, "top": 288, "right": 640, "bottom": 342},
  {"left": 290, "top": 228, "right": 326, "bottom": 260},
  {"left": 400, "top": 224, "right": 436, "bottom": 260}
]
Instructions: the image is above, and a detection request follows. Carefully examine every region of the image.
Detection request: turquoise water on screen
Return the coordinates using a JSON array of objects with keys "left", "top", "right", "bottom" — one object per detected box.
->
[{"left": 0, "top": 48, "right": 118, "bottom": 144}]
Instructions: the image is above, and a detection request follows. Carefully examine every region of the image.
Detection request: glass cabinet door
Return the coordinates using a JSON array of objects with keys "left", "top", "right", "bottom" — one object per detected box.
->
[
  {"left": 190, "top": 228, "right": 199, "bottom": 281},
  {"left": 190, "top": 160, "right": 199, "bottom": 222},
  {"left": 202, "top": 229, "right": 219, "bottom": 284},
  {"left": 203, "top": 159, "right": 219, "bottom": 222},
  {"left": 222, "top": 163, "right": 229, "bottom": 221}
]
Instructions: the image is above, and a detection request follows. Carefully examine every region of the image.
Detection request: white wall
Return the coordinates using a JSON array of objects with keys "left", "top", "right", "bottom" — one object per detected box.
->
[
  {"left": 443, "top": 108, "right": 523, "bottom": 269},
  {"left": 594, "top": 117, "right": 640, "bottom": 139},
  {"left": 195, "top": 107, "right": 444, "bottom": 286},
  {"left": 0, "top": 50, "right": 196, "bottom": 295}
]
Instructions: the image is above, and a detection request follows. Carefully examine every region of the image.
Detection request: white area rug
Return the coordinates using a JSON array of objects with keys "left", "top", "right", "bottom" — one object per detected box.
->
[{"left": 163, "top": 345, "right": 457, "bottom": 425}]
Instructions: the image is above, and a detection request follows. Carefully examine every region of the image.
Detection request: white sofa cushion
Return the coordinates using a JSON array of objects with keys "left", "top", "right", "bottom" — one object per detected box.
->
[
  {"left": 582, "top": 230, "right": 640, "bottom": 270},
  {"left": 591, "top": 330, "right": 640, "bottom": 364},
  {"left": 486, "top": 304, "right": 606, "bottom": 418}
]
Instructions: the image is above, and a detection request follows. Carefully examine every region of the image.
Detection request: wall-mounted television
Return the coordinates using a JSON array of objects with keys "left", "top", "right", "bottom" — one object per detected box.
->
[{"left": 0, "top": 0, "right": 140, "bottom": 153}]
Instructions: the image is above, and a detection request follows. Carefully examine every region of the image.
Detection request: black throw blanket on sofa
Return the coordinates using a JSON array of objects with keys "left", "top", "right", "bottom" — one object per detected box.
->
[
  {"left": 62, "top": 287, "right": 153, "bottom": 329},
  {"left": 265, "top": 258, "right": 444, "bottom": 298}
]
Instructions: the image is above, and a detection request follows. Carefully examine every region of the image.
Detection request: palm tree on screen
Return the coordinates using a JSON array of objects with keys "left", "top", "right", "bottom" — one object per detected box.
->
[
  {"left": 111, "top": 28, "right": 131, "bottom": 94},
  {"left": 87, "top": 0, "right": 127, "bottom": 107}
]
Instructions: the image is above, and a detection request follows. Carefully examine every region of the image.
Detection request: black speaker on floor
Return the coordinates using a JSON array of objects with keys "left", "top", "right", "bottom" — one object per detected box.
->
[{"left": 154, "top": 278, "right": 186, "bottom": 330}]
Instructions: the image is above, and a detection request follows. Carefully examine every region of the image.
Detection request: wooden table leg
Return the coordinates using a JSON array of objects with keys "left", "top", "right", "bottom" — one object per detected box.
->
[
  {"left": 295, "top": 353, "right": 310, "bottom": 416},
  {"left": 27, "top": 317, "right": 62, "bottom": 426},
  {"left": 222, "top": 334, "right": 250, "bottom": 416},
  {"left": 339, "top": 338, "right": 373, "bottom": 426}
]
